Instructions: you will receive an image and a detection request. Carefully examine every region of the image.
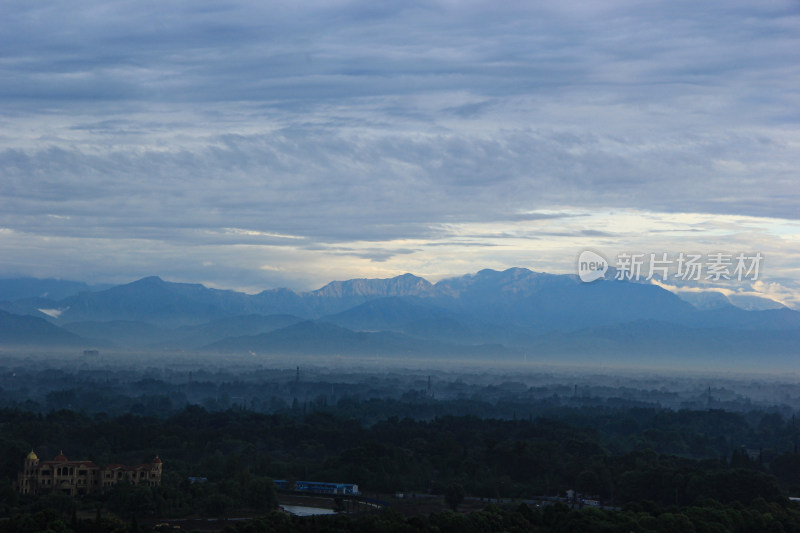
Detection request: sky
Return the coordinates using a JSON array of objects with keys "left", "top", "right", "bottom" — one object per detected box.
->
[{"left": 0, "top": 0, "right": 799, "bottom": 307}]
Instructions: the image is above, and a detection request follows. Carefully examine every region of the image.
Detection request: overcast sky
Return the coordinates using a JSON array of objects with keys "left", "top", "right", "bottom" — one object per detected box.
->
[{"left": 1, "top": 0, "right": 798, "bottom": 306}]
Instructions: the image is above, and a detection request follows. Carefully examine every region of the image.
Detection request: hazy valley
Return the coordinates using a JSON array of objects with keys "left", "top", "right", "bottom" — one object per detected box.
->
[{"left": 1, "top": 268, "right": 798, "bottom": 369}]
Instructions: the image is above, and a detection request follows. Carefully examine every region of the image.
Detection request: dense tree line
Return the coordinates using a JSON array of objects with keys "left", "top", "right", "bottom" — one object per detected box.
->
[
  {"left": 1, "top": 402, "right": 799, "bottom": 519},
  {"left": 3, "top": 363, "right": 797, "bottom": 423},
  {"left": 223, "top": 501, "right": 800, "bottom": 533},
  {"left": 5, "top": 500, "right": 800, "bottom": 533}
]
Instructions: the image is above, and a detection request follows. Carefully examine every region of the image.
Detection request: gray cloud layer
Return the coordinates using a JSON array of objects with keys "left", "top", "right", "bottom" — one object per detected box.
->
[{"left": 0, "top": 0, "right": 798, "bottom": 289}]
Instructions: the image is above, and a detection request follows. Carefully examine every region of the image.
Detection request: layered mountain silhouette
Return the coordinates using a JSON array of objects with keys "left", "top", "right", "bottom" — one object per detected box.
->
[
  {"left": 0, "top": 310, "right": 85, "bottom": 347},
  {"left": 0, "top": 277, "right": 108, "bottom": 301},
  {"left": 203, "top": 320, "right": 506, "bottom": 358},
  {"left": 0, "top": 268, "right": 797, "bottom": 366}
]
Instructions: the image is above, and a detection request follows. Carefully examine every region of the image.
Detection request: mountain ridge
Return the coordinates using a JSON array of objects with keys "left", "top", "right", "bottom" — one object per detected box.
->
[{"left": 0, "top": 269, "right": 796, "bottom": 365}]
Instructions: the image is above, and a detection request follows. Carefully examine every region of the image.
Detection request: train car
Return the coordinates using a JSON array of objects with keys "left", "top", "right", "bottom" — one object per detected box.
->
[{"left": 274, "top": 479, "right": 359, "bottom": 495}]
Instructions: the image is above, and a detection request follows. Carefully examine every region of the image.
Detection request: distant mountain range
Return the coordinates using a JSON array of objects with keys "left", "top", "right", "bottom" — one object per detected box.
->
[
  {"left": 0, "top": 269, "right": 797, "bottom": 367},
  {"left": 0, "top": 277, "right": 110, "bottom": 302},
  {"left": 0, "top": 310, "right": 85, "bottom": 347}
]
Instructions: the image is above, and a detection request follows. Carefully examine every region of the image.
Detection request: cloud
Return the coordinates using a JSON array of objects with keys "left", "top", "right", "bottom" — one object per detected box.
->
[
  {"left": 0, "top": 0, "right": 798, "bottom": 291},
  {"left": 654, "top": 278, "right": 800, "bottom": 311},
  {"left": 2, "top": 128, "right": 796, "bottom": 243}
]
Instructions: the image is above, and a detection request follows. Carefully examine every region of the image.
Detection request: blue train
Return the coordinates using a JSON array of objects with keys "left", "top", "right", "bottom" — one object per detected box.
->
[{"left": 274, "top": 479, "right": 359, "bottom": 496}]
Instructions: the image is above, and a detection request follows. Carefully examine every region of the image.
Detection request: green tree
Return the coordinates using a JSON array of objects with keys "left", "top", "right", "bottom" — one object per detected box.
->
[
  {"left": 105, "top": 482, "right": 155, "bottom": 519},
  {"left": 445, "top": 483, "right": 466, "bottom": 511},
  {"left": 203, "top": 493, "right": 234, "bottom": 517},
  {"left": 246, "top": 477, "right": 278, "bottom": 511}
]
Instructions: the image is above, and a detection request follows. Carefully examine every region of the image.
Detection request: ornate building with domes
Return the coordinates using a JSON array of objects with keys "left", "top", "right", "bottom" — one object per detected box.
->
[{"left": 16, "top": 450, "right": 162, "bottom": 496}]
